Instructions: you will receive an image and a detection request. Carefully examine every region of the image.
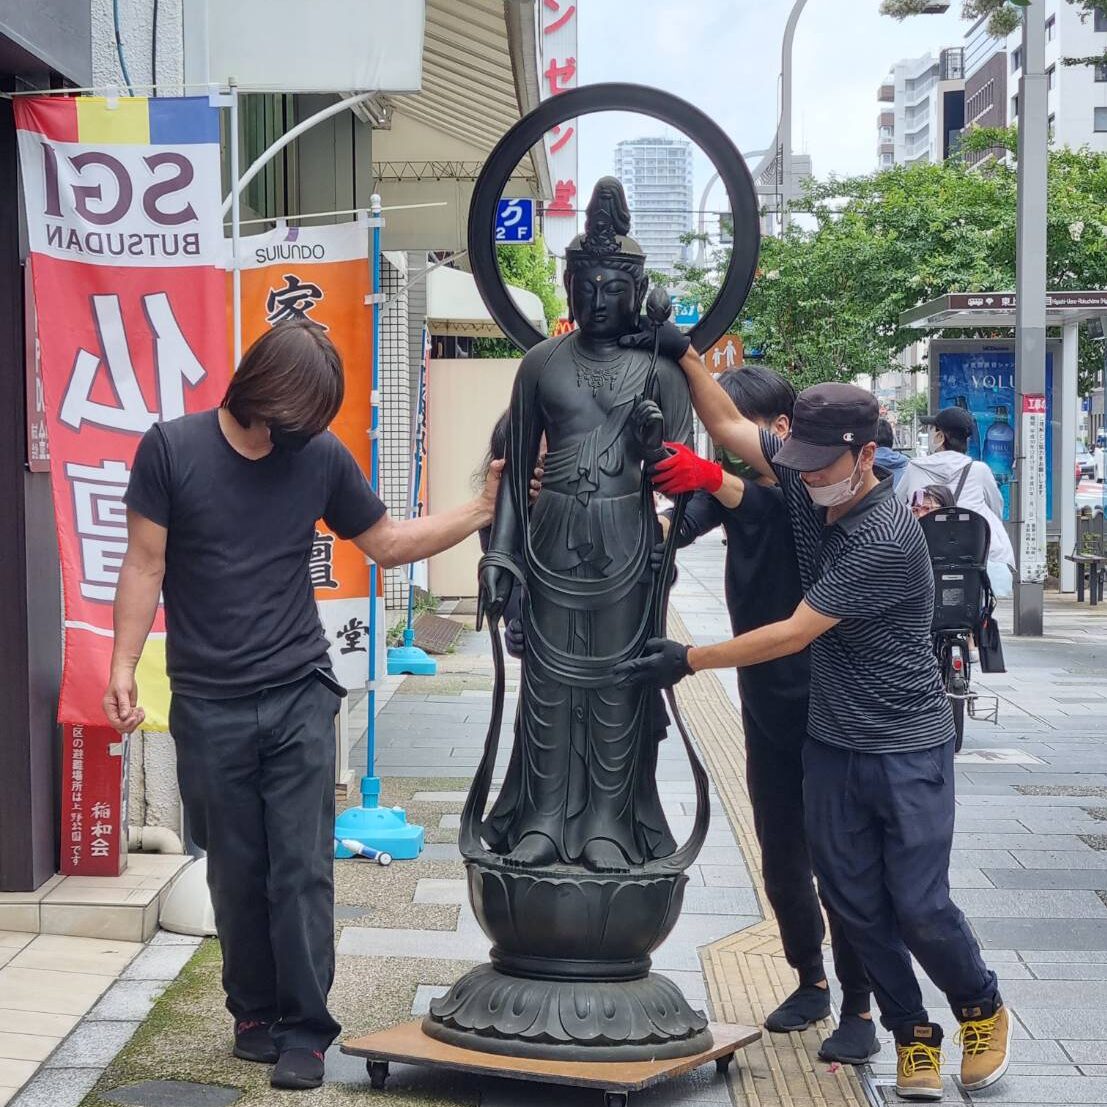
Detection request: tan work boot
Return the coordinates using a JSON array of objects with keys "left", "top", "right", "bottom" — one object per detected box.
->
[
  {"left": 894, "top": 1022, "right": 944, "bottom": 1101},
  {"left": 957, "top": 1000, "right": 1011, "bottom": 1091}
]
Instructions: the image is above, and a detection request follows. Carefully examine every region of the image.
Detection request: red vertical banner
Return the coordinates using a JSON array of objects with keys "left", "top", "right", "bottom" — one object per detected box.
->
[{"left": 15, "top": 96, "right": 230, "bottom": 729}]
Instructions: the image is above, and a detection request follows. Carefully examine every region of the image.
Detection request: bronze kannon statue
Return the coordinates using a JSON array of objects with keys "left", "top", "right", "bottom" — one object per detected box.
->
[
  {"left": 424, "top": 178, "right": 714, "bottom": 1062},
  {"left": 477, "top": 177, "right": 691, "bottom": 875}
]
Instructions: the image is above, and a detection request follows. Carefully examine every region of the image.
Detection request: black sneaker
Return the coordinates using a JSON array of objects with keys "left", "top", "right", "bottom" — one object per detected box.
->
[
  {"left": 764, "top": 984, "right": 832, "bottom": 1032},
  {"left": 233, "top": 1019, "right": 278, "bottom": 1064},
  {"left": 271, "top": 1048, "right": 326, "bottom": 1090},
  {"left": 818, "top": 1014, "right": 880, "bottom": 1064}
]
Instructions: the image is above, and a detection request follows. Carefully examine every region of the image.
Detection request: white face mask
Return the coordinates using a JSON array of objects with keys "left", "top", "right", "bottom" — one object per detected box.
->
[{"left": 804, "top": 455, "right": 862, "bottom": 508}]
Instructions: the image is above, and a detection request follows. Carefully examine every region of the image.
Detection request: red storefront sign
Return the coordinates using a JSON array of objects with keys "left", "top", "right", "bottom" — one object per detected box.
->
[{"left": 60, "top": 724, "right": 128, "bottom": 876}]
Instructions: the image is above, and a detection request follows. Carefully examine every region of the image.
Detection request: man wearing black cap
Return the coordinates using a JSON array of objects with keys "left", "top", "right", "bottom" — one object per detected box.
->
[
  {"left": 614, "top": 332, "right": 1010, "bottom": 1100},
  {"left": 899, "top": 406, "right": 1005, "bottom": 521}
]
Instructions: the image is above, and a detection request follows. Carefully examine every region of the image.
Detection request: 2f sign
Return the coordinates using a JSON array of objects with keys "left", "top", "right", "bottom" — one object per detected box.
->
[{"left": 495, "top": 198, "right": 535, "bottom": 244}]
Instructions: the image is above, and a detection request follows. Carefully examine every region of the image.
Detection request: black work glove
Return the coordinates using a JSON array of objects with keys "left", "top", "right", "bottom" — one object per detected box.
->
[
  {"left": 648, "top": 541, "right": 678, "bottom": 585},
  {"left": 612, "top": 637, "right": 692, "bottom": 689},
  {"left": 618, "top": 317, "right": 691, "bottom": 362},
  {"left": 504, "top": 618, "right": 525, "bottom": 659}
]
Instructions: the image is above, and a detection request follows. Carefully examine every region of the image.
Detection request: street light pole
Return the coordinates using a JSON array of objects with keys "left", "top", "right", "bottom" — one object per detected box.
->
[
  {"left": 779, "top": 0, "right": 810, "bottom": 232},
  {"left": 1013, "top": 0, "right": 1049, "bottom": 636}
]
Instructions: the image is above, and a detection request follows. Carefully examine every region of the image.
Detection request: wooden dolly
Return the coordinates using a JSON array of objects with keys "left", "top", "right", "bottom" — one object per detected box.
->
[{"left": 341, "top": 1021, "right": 761, "bottom": 1107}]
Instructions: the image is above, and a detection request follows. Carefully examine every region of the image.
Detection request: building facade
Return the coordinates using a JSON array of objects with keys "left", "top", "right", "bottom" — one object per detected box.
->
[
  {"left": 963, "top": 15, "right": 1008, "bottom": 166},
  {"left": 877, "top": 48, "right": 965, "bottom": 168},
  {"left": 613, "top": 137, "right": 693, "bottom": 278}
]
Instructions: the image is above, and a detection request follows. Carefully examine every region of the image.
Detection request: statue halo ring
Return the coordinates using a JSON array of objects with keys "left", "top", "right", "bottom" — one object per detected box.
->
[{"left": 467, "top": 82, "right": 762, "bottom": 353}]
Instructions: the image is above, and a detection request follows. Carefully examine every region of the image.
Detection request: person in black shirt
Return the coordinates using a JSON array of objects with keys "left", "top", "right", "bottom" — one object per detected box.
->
[
  {"left": 104, "top": 321, "right": 501, "bottom": 1091},
  {"left": 615, "top": 324, "right": 1010, "bottom": 1101},
  {"left": 656, "top": 367, "right": 873, "bottom": 1063}
]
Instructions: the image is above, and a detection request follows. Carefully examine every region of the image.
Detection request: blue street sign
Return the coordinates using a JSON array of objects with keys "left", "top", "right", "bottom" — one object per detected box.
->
[
  {"left": 495, "top": 198, "right": 535, "bottom": 244},
  {"left": 672, "top": 299, "right": 701, "bottom": 327}
]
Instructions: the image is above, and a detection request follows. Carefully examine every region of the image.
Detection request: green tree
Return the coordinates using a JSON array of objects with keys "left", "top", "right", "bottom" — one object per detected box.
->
[
  {"left": 691, "top": 148, "right": 1107, "bottom": 393},
  {"left": 472, "top": 235, "right": 565, "bottom": 357},
  {"left": 882, "top": 1, "right": 1107, "bottom": 63}
]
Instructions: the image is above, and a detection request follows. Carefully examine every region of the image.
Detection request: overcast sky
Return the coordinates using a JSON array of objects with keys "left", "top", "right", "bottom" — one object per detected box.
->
[{"left": 575, "top": 0, "right": 969, "bottom": 227}]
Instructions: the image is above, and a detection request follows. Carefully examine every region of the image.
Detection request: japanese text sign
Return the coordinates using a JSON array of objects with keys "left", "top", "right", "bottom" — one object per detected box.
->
[
  {"left": 60, "top": 724, "right": 128, "bottom": 876},
  {"left": 237, "top": 222, "right": 373, "bottom": 689},
  {"left": 15, "top": 96, "right": 230, "bottom": 729},
  {"left": 496, "top": 198, "right": 535, "bottom": 243},
  {"left": 1020, "top": 393, "right": 1048, "bottom": 583},
  {"left": 539, "top": 0, "right": 579, "bottom": 256}
]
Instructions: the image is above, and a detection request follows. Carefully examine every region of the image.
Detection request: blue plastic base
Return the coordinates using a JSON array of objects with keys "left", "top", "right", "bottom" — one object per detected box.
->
[
  {"left": 387, "top": 644, "right": 437, "bottom": 676},
  {"left": 335, "top": 803, "right": 424, "bottom": 860}
]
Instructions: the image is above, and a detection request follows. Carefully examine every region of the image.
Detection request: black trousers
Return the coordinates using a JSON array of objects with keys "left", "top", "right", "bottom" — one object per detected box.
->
[
  {"left": 743, "top": 701, "right": 870, "bottom": 1016},
  {"left": 170, "top": 672, "right": 342, "bottom": 1052},
  {"left": 803, "top": 737, "right": 998, "bottom": 1032}
]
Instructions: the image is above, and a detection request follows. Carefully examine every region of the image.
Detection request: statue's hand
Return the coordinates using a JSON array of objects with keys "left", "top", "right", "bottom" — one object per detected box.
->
[
  {"left": 478, "top": 564, "right": 514, "bottom": 627},
  {"left": 618, "top": 317, "right": 691, "bottom": 362},
  {"left": 504, "top": 618, "right": 525, "bottom": 660},
  {"left": 630, "top": 398, "right": 666, "bottom": 462}
]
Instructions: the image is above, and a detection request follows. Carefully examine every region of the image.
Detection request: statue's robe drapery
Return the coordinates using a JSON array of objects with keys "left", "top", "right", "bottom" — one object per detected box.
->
[{"left": 482, "top": 334, "right": 692, "bottom": 867}]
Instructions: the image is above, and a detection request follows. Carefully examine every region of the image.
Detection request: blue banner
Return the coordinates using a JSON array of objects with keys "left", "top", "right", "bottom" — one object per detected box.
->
[{"left": 935, "top": 347, "right": 1054, "bottom": 522}]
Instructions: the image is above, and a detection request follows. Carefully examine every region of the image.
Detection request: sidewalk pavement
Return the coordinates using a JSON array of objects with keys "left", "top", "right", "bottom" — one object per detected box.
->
[{"left": 34, "top": 530, "right": 1107, "bottom": 1107}]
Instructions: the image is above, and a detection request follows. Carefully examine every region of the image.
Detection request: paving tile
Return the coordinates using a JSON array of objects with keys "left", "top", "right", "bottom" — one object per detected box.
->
[
  {"left": 1020, "top": 1010, "right": 1107, "bottom": 1040},
  {"left": 120, "top": 944, "right": 196, "bottom": 981},
  {"left": 948, "top": 889, "right": 1107, "bottom": 919},
  {"left": 0, "top": 1060, "right": 36, "bottom": 1090},
  {"left": 7, "top": 1067, "right": 101, "bottom": 1107},
  {"left": 86, "top": 979, "right": 169, "bottom": 1021},
  {"left": 957, "top": 1075, "right": 1107, "bottom": 1101},
  {"left": 1063, "top": 1041, "right": 1107, "bottom": 1064},
  {"left": 948, "top": 868, "right": 995, "bottom": 888},
  {"left": 0, "top": 967, "right": 109, "bottom": 1016},
  {"left": 972, "top": 918, "right": 1107, "bottom": 951},
  {"left": 412, "top": 880, "right": 466, "bottom": 905},
  {"left": 1011, "top": 850, "right": 1107, "bottom": 869},
  {"left": 0, "top": 1011, "right": 80, "bottom": 1039},
  {"left": 698, "top": 865, "right": 754, "bottom": 888},
  {"left": 984, "top": 868, "right": 1107, "bottom": 890},
  {"left": 951, "top": 833, "right": 1093, "bottom": 852},
  {"left": 0, "top": 1033, "right": 58, "bottom": 1064},
  {"left": 410, "top": 984, "right": 449, "bottom": 1017},
  {"left": 652, "top": 915, "right": 758, "bottom": 973},
  {"left": 10, "top": 935, "right": 142, "bottom": 978},
  {"left": 949, "top": 849, "right": 1022, "bottom": 869},
  {"left": 1026, "top": 961, "right": 1107, "bottom": 980},
  {"left": 0, "top": 936, "right": 32, "bottom": 952},
  {"left": 679, "top": 887, "right": 760, "bottom": 917},
  {"left": 45, "top": 1019, "right": 140, "bottom": 1067}
]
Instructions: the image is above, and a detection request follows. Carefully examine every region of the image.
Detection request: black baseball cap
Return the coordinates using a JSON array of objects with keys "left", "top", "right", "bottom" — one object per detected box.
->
[
  {"left": 774, "top": 383, "right": 880, "bottom": 472},
  {"left": 920, "top": 407, "right": 976, "bottom": 439}
]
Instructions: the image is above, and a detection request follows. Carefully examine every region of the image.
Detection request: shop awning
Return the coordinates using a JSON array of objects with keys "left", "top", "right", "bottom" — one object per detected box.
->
[
  {"left": 372, "top": 0, "right": 552, "bottom": 252},
  {"left": 426, "top": 265, "right": 545, "bottom": 339}
]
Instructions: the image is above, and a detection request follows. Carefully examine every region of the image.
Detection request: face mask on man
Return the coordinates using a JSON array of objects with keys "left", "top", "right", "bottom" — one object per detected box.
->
[
  {"left": 804, "top": 454, "right": 862, "bottom": 508},
  {"left": 268, "top": 423, "right": 315, "bottom": 452}
]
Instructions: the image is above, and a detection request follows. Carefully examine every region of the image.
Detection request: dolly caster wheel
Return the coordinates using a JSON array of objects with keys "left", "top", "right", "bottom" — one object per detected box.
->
[
  {"left": 368, "top": 1060, "right": 389, "bottom": 1089},
  {"left": 716, "top": 1053, "right": 734, "bottom": 1074},
  {"left": 604, "top": 1093, "right": 628, "bottom": 1107}
]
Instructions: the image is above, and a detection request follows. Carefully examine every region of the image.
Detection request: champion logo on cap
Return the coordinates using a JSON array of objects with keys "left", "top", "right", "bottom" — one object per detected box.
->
[{"left": 842, "top": 432, "right": 855, "bottom": 442}]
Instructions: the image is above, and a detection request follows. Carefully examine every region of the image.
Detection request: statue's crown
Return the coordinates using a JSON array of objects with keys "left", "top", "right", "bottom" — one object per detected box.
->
[{"left": 565, "top": 177, "right": 645, "bottom": 267}]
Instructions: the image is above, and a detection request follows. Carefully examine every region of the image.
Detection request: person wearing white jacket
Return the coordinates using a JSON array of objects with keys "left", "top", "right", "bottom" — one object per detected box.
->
[{"left": 899, "top": 407, "right": 1015, "bottom": 596}]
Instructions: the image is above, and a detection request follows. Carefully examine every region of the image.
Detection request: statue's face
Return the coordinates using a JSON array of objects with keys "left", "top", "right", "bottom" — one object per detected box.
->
[{"left": 570, "top": 265, "right": 641, "bottom": 340}]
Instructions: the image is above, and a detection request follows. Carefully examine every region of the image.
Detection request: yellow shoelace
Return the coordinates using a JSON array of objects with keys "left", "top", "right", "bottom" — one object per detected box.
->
[
  {"left": 956, "top": 1013, "right": 1001, "bottom": 1056},
  {"left": 898, "top": 1042, "right": 944, "bottom": 1076}
]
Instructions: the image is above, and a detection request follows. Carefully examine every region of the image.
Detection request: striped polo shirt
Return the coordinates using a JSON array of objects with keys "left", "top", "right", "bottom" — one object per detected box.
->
[{"left": 761, "top": 430, "right": 954, "bottom": 754}]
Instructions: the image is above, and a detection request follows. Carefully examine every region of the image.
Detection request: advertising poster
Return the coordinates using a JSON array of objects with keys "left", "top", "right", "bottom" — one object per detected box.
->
[
  {"left": 237, "top": 222, "right": 373, "bottom": 690},
  {"left": 933, "top": 342, "right": 1056, "bottom": 523}
]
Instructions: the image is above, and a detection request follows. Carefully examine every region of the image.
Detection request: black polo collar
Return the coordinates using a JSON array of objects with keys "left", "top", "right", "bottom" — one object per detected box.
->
[{"left": 832, "top": 476, "right": 895, "bottom": 535}]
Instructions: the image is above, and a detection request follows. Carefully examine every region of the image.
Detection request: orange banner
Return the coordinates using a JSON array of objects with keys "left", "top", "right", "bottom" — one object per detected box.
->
[{"left": 237, "top": 222, "right": 373, "bottom": 688}]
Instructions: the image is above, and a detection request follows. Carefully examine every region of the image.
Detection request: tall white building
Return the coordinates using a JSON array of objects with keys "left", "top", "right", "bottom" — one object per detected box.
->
[
  {"left": 613, "top": 138, "right": 693, "bottom": 277},
  {"left": 1006, "top": 0, "right": 1107, "bottom": 151},
  {"left": 877, "top": 49, "right": 966, "bottom": 169}
]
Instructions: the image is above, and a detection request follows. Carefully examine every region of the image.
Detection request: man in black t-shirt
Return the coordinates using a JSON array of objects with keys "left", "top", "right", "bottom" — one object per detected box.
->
[
  {"left": 104, "top": 322, "right": 501, "bottom": 1091},
  {"left": 614, "top": 324, "right": 1010, "bottom": 1101},
  {"left": 657, "top": 367, "right": 873, "bottom": 1064}
]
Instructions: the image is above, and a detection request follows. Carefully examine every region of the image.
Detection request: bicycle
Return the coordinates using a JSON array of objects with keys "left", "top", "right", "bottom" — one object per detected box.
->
[{"left": 920, "top": 507, "right": 1001, "bottom": 752}]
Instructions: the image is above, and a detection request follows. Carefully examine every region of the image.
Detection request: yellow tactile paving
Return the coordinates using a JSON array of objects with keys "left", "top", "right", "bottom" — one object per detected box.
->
[{"left": 669, "top": 611, "right": 870, "bottom": 1107}]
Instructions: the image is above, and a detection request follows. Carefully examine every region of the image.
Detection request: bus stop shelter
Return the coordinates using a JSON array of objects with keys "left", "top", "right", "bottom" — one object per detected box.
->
[{"left": 900, "top": 290, "right": 1107, "bottom": 595}]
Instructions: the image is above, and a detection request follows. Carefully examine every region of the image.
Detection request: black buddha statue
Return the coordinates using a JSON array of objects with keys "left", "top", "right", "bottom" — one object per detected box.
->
[
  {"left": 424, "top": 178, "right": 712, "bottom": 1063},
  {"left": 477, "top": 176, "right": 692, "bottom": 874}
]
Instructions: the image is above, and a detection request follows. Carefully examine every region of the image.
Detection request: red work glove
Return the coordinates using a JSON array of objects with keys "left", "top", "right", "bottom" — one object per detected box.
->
[{"left": 649, "top": 441, "right": 724, "bottom": 496}]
